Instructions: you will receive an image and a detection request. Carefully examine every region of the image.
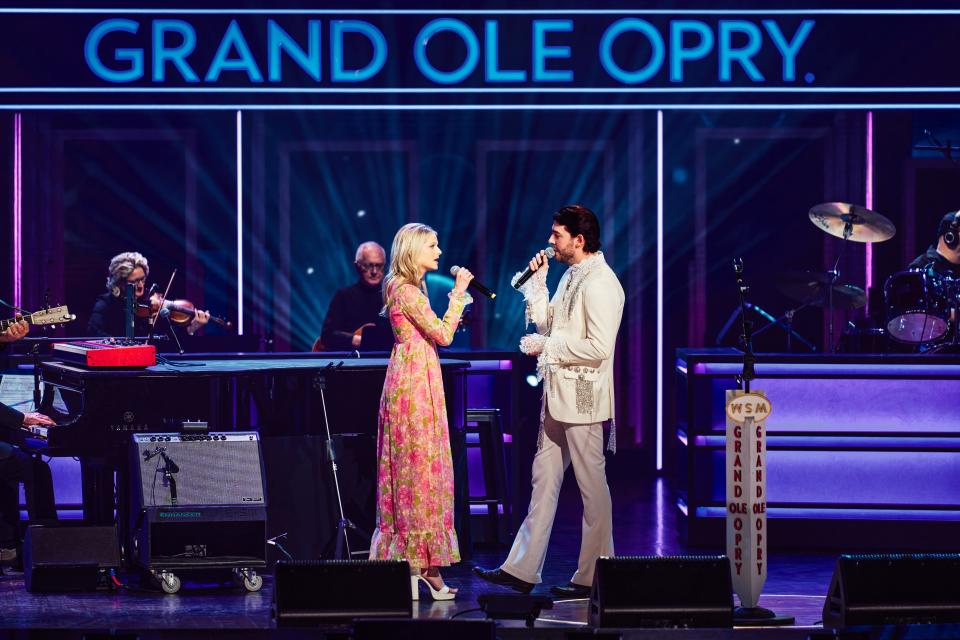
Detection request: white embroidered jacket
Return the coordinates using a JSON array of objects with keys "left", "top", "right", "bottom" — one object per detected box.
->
[{"left": 516, "top": 252, "right": 625, "bottom": 428}]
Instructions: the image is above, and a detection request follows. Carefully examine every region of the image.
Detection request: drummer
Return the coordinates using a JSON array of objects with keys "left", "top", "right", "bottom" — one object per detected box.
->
[{"left": 908, "top": 211, "right": 960, "bottom": 277}]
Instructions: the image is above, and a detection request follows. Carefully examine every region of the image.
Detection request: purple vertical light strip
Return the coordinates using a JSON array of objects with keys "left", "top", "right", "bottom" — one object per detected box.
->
[
  {"left": 236, "top": 110, "right": 244, "bottom": 335},
  {"left": 656, "top": 110, "right": 664, "bottom": 471},
  {"left": 865, "top": 111, "right": 874, "bottom": 314},
  {"left": 13, "top": 112, "right": 22, "bottom": 309}
]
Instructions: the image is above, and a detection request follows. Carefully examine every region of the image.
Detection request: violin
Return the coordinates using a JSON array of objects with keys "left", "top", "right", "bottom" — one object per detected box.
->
[{"left": 135, "top": 292, "right": 232, "bottom": 329}]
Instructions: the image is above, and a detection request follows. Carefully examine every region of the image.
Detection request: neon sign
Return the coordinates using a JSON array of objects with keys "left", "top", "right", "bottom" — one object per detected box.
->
[{"left": 82, "top": 16, "right": 816, "bottom": 86}]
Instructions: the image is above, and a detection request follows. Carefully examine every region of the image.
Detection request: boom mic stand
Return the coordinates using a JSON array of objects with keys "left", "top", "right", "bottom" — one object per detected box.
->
[
  {"left": 733, "top": 258, "right": 755, "bottom": 392},
  {"left": 316, "top": 361, "right": 370, "bottom": 559}
]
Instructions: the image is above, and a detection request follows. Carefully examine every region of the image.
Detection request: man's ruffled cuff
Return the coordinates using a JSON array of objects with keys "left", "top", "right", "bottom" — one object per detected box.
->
[
  {"left": 519, "top": 333, "right": 547, "bottom": 356},
  {"left": 512, "top": 269, "right": 548, "bottom": 327},
  {"left": 534, "top": 335, "right": 565, "bottom": 381},
  {"left": 511, "top": 269, "right": 548, "bottom": 305}
]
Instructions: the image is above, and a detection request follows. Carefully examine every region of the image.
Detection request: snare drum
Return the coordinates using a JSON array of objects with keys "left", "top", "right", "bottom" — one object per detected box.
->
[{"left": 885, "top": 269, "right": 951, "bottom": 343}]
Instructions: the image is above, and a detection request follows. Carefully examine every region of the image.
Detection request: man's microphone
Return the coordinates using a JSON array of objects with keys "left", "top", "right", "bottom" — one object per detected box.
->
[
  {"left": 513, "top": 247, "right": 556, "bottom": 289},
  {"left": 449, "top": 266, "right": 496, "bottom": 299}
]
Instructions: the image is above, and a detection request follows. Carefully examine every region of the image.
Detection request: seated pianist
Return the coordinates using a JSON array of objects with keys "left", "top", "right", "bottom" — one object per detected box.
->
[
  {"left": 87, "top": 252, "right": 210, "bottom": 350},
  {"left": 316, "top": 241, "right": 393, "bottom": 352},
  {"left": 0, "top": 319, "right": 57, "bottom": 569}
]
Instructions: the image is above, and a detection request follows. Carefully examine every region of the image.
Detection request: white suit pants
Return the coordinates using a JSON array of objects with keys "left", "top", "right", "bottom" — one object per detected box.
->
[{"left": 500, "top": 406, "right": 613, "bottom": 586}]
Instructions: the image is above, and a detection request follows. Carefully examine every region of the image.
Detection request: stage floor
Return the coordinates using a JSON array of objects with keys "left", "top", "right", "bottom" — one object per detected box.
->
[{"left": 0, "top": 473, "right": 835, "bottom": 637}]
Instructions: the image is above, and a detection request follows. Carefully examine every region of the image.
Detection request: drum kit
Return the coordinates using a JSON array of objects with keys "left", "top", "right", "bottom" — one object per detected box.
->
[{"left": 755, "top": 202, "right": 960, "bottom": 353}]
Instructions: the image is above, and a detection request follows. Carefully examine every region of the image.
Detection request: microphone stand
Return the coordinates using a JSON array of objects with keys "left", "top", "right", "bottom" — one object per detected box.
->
[
  {"left": 316, "top": 361, "right": 371, "bottom": 559},
  {"left": 144, "top": 270, "right": 186, "bottom": 356},
  {"left": 159, "top": 452, "right": 179, "bottom": 506},
  {"left": 733, "top": 259, "right": 755, "bottom": 392}
]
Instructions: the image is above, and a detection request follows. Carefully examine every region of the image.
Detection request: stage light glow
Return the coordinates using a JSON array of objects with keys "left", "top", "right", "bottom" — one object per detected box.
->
[
  {"left": 656, "top": 109, "right": 664, "bottom": 472},
  {"left": 236, "top": 109, "right": 244, "bottom": 335},
  {"left": 13, "top": 112, "right": 21, "bottom": 309},
  {"left": 1, "top": 103, "right": 959, "bottom": 111},
  {"left": 865, "top": 111, "right": 873, "bottom": 313},
  {"left": 526, "top": 374, "right": 539, "bottom": 387}
]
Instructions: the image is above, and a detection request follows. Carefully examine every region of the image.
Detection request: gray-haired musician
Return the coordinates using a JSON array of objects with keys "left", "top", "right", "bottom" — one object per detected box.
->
[{"left": 87, "top": 251, "right": 210, "bottom": 338}]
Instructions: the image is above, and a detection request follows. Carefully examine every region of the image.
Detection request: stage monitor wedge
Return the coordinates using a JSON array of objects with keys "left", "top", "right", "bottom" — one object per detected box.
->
[
  {"left": 24, "top": 525, "right": 120, "bottom": 593},
  {"left": 273, "top": 560, "right": 412, "bottom": 627},
  {"left": 823, "top": 553, "right": 960, "bottom": 628},
  {"left": 589, "top": 555, "right": 733, "bottom": 628}
]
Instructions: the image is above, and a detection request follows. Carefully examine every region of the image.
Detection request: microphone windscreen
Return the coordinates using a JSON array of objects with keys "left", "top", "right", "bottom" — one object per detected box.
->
[
  {"left": 544, "top": 247, "right": 556, "bottom": 258},
  {"left": 449, "top": 265, "right": 461, "bottom": 276}
]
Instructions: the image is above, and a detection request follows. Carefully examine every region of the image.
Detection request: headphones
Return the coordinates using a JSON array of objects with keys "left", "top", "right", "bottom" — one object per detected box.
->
[{"left": 945, "top": 211, "right": 960, "bottom": 250}]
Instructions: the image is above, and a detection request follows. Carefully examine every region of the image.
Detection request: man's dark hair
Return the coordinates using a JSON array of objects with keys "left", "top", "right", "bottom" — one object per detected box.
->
[{"left": 553, "top": 205, "right": 601, "bottom": 253}]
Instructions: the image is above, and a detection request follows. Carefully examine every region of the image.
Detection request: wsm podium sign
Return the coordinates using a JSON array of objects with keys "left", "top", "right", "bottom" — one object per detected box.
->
[{"left": 724, "top": 390, "right": 790, "bottom": 623}]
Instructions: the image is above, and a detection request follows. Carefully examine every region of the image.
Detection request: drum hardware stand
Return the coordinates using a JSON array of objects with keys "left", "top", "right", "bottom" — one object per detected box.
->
[
  {"left": 750, "top": 301, "right": 818, "bottom": 353},
  {"left": 919, "top": 129, "right": 960, "bottom": 168},
  {"left": 825, "top": 218, "right": 856, "bottom": 353},
  {"left": 314, "top": 361, "right": 371, "bottom": 559}
]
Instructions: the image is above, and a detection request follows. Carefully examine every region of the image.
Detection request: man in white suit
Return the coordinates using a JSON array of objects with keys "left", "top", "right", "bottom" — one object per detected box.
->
[{"left": 475, "top": 205, "right": 625, "bottom": 597}]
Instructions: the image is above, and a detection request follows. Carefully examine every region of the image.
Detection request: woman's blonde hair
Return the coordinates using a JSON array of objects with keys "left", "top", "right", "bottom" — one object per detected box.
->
[{"left": 383, "top": 223, "right": 437, "bottom": 305}]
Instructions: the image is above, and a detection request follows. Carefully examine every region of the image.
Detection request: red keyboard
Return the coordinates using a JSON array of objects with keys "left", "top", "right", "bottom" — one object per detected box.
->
[{"left": 53, "top": 340, "right": 157, "bottom": 368}]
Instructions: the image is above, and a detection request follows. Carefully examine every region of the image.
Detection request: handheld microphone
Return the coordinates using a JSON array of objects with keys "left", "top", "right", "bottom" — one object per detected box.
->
[
  {"left": 513, "top": 247, "right": 556, "bottom": 289},
  {"left": 450, "top": 266, "right": 496, "bottom": 299}
]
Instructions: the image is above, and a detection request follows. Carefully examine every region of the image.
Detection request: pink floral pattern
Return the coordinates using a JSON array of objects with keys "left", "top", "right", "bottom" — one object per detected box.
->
[{"left": 369, "top": 283, "right": 468, "bottom": 567}]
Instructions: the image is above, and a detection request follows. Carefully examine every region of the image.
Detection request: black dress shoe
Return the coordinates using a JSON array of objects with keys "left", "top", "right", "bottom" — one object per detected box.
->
[
  {"left": 549, "top": 582, "right": 591, "bottom": 598},
  {"left": 472, "top": 566, "right": 535, "bottom": 594}
]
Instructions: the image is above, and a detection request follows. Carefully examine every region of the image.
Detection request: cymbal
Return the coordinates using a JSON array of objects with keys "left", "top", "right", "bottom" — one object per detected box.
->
[
  {"left": 808, "top": 202, "right": 896, "bottom": 243},
  {"left": 777, "top": 270, "right": 867, "bottom": 310}
]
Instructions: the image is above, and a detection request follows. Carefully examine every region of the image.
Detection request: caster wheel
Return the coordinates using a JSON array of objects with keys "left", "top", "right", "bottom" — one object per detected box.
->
[
  {"left": 243, "top": 574, "right": 263, "bottom": 592},
  {"left": 159, "top": 573, "right": 181, "bottom": 594}
]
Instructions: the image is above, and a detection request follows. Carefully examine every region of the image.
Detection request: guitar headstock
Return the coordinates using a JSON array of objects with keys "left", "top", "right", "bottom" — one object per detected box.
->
[{"left": 30, "top": 305, "right": 75, "bottom": 326}]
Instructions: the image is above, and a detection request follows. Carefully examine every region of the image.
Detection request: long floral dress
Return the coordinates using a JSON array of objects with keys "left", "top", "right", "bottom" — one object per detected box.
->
[{"left": 369, "top": 282, "right": 470, "bottom": 567}]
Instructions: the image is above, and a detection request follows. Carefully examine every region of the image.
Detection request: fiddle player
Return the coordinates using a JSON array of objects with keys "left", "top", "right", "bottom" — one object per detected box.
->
[
  {"left": 908, "top": 210, "right": 960, "bottom": 277},
  {"left": 88, "top": 252, "right": 210, "bottom": 339},
  {"left": 0, "top": 319, "right": 57, "bottom": 569},
  {"left": 318, "top": 241, "right": 392, "bottom": 351}
]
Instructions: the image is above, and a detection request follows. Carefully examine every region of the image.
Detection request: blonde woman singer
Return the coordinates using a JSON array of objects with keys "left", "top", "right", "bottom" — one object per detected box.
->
[{"left": 369, "top": 223, "right": 473, "bottom": 601}]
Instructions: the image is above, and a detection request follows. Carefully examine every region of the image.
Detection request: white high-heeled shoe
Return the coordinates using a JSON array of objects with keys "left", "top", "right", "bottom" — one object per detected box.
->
[{"left": 410, "top": 574, "right": 457, "bottom": 601}]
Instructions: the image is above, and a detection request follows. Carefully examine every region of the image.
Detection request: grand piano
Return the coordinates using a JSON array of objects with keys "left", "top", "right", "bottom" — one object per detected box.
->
[{"left": 25, "top": 353, "right": 471, "bottom": 559}]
